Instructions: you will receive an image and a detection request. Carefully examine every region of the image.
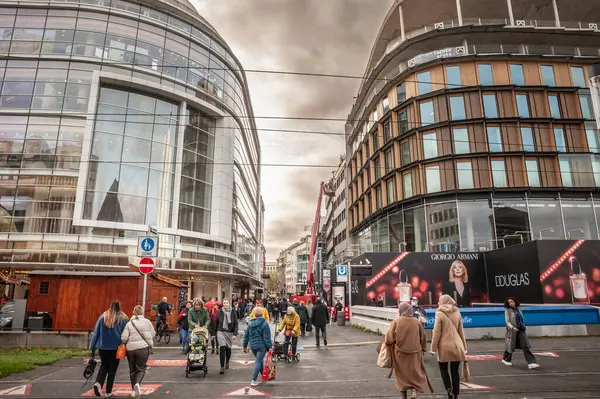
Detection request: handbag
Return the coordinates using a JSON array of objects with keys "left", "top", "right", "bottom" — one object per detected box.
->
[
  {"left": 261, "top": 350, "right": 276, "bottom": 381},
  {"left": 376, "top": 337, "right": 392, "bottom": 368},
  {"left": 116, "top": 344, "right": 127, "bottom": 360}
]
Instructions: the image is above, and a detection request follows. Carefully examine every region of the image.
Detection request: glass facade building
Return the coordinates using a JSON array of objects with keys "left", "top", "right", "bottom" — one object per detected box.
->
[
  {"left": 0, "top": 0, "right": 262, "bottom": 298},
  {"left": 346, "top": 0, "right": 600, "bottom": 255}
]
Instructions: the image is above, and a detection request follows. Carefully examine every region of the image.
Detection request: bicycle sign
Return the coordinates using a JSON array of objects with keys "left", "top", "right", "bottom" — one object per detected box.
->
[{"left": 137, "top": 236, "right": 158, "bottom": 257}]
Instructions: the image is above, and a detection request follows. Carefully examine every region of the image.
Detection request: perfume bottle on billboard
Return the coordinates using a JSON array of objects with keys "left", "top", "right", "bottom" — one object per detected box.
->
[
  {"left": 569, "top": 256, "right": 590, "bottom": 304},
  {"left": 397, "top": 269, "right": 412, "bottom": 303}
]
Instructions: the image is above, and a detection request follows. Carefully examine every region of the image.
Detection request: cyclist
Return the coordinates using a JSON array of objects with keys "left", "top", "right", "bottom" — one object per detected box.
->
[{"left": 155, "top": 297, "right": 171, "bottom": 333}]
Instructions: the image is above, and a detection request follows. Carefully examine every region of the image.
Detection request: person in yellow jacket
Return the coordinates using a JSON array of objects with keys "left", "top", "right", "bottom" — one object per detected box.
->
[
  {"left": 279, "top": 306, "right": 301, "bottom": 356},
  {"left": 249, "top": 302, "right": 270, "bottom": 323}
]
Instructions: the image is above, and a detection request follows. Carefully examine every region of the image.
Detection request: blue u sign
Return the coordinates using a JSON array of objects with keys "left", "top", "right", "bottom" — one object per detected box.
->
[
  {"left": 337, "top": 265, "right": 347, "bottom": 276},
  {"left": 141, "top": 238, "right": 155, "bottom": 252}
]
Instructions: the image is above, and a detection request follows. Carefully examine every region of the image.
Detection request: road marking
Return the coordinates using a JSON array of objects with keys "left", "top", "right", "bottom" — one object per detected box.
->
[
  {"left": 222, "top": 386, "right": 271, "bottom": 397},
  {"left": 460, "top": 382, "right": 494, "bottom": 390},
  {"left": 147, "top": 359, "right": 186, "bottom": 366},
  {"left": 82, "top": 384, "right": 162, "bottom": 397},
  {"left": 0, "top": 384, "right": 31, "bottom": 396},
  {"left": 466, "top": 352, "right": 559, "bottom": 361},
  {"left": 231, "top": 360, "right": 255, "bottom": 366}
]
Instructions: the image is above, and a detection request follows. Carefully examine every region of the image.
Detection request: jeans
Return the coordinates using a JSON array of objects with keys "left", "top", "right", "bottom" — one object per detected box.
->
[
  {"left": 251, "top": 348, "right": 267, "bottom": 381},
  {"left": 503, "top": 330, "right": 537, "bottom": 364},
  {"left": 438, "top": 361, "right": 461, "bottom": 397},
  {"left": 155, "top": 314, "right": 166, "bottom": 330},
  {"left": 96, "top": 349, "right": 120, "bottom": 394},
  {"left": 126, "top": 347, "right": 150, "bottom": 388},
  {"left": 180, "top": 329, "right": 189, "bottom": 352},
  {"left": 315, "top": 325, "right": 327, "bottom": 344},
  {"left": 284, "top": 335, "right": 298, "bottom": 355}
]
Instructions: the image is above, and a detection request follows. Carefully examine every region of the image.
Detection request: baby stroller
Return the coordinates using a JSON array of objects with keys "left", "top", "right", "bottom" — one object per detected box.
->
[
  {"left": 272, "top": 329, "right": 287, "bottom": 362},
  {"left": 186, "top": 326, "right": 209, "bottom": 378}
]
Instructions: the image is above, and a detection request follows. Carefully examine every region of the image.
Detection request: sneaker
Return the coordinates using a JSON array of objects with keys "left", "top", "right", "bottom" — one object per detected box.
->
[
  {"left": 133, "top": 383, "right": 141, "bottom": 399},
  {"left": 250, "top": 380, "right": 259, "bottom": 386},
  {"left": 104, "top": 394, "right": 113, "bottom": 398},
  {"left": 324, "top": 339, "right": 328, "bottom": 346},
  {"left": 220, "top": 367, "right": 225, "bottom": 374},
  {"left": 316, "top": 343, "right": 320, "bottom": 347},
  {"left": 93, "top": 382, "right": 102, "bottom": 397},
  {"left": 408, "top": 388, "right": 418, "bottom": 399},
  {"left": 528, "top": 363, "right": 540, "bottom": 370},
  {"left": 501, "top": 359, "right": 512, "bottom": 366},
  {"left": 225, "top": 362, "right": 229, "bottom": 370}
]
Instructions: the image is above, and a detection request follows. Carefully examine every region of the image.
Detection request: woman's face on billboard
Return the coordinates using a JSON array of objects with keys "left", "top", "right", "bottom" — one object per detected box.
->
[{"left": 453, "top": 262, "right": 464, "bottom": 278}]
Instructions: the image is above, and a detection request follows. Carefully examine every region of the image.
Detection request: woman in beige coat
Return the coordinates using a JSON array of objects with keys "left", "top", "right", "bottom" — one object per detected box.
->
[
  {"left": 384, "top": 302, "right": 432, "bottom": 399},
  {"left": 430, "top": 295, "right": 468, "bottom": 399},
  {"left": 121, "top": 305, "right": 155, "bottom": 398}
]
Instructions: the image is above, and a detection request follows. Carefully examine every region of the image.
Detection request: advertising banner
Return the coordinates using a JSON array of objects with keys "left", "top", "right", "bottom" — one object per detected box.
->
[
  {"left": 485, "top": 241, "right": 543, "bottom": 304},
  {"left": 362, "top": 252, "right": 487, "bottom": 307}
]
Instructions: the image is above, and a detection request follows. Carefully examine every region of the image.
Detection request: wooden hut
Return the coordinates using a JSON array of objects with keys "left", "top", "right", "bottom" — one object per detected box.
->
[{"left": 26, "top": 270, "right": 183, "bottom": 331}]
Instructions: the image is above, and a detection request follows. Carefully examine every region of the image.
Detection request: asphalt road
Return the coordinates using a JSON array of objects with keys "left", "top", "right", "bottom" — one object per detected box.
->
[{"left": 1, "top": 323, "right": 600, "bottom": 398}]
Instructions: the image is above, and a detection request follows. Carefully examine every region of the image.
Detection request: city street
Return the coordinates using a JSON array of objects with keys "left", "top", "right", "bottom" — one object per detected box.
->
[{"left": 1, "top": 323, "right": 600, "bottom": 398}]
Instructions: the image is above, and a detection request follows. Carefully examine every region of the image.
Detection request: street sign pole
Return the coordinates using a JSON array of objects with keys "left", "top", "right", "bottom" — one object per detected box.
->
[{"left": 142, "top": 274, "right": 148, "bottom": 312}]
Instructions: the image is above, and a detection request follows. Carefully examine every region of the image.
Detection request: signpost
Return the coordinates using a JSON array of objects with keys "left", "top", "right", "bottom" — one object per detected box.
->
[
  {"left": 322, "top": 269, "right": 331, "bottom": 293},
  {"left": 137, "top": 236, "right": 158, "bottom": 312},
  {"left": 336, "top": 265, "right": 348, "bottom": 282}
]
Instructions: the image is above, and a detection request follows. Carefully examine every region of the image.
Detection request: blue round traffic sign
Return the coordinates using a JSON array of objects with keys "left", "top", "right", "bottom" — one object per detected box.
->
[{"left": 141, "top": 238, "right": 155, "bottom": 252}]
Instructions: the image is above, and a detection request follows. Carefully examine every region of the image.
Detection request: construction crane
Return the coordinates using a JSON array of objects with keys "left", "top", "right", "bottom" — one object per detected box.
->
[{"left": 291, "top": 181, "right": 335, "bottom": 304}]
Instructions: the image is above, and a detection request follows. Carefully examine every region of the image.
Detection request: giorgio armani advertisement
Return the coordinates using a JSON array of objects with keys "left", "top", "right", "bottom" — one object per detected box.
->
[{"left": 361, "top": 252, "right": 488, "bottom": 307}]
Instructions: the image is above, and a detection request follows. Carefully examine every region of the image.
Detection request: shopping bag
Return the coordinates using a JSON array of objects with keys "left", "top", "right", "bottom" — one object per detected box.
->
[
  {"left": 376, "top": 337, "right": 392, "bottom": 368},
  {"left": 261, "top": 351, "right": 276, "bottom": 381},
  {"left": 116, "top": 344, "right": 127, "bottom": 360}
]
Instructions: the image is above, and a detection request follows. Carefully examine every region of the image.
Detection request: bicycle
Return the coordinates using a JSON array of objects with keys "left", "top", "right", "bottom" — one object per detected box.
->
[{"left": 156, "top": 318, "right": 171, "bottom": 344}]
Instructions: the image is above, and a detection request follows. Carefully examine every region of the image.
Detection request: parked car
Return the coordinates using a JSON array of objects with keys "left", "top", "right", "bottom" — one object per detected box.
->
[{"left": 0, "top": 300, "right": 15, "bottom": 330}]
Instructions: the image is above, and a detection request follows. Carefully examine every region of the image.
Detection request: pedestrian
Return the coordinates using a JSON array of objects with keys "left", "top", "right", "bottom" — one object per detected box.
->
[
  {"left": 208, "top": 303, "right": 219, "bottom": 355},
  {"left": 502, "top": 297, "right": 539, "bottom": 369},
  {"left": 292, "top": 299, "right": 299, "bottom": 312},
  {"left": 121, "top": 305, "right": 154, "bottom": 399},
  {"left": 272, "top": 300, "right": 280, "bottom": 324},
  {"left": 249, "top": 302, "right": 270, "bottom": 322},
  {"left": 384, "top": 302, "right": 432, "bottom": 399},
  {"left": 377, "top": 296, "right": 384, "bottom": 307},
  {"left": 205, "top": 297, "right": 214, "bottom": 312},
  {"left": 243, "top": 307, "right": 272, "bottom": 387},
  {"left": 1, "top": 294, "right": 7, "bottom": 304},
  {"left": 411, "top": 297, "right": 428, "bottom": 327},
  {"left": 178, "top": 301, "right": 192, "bottom": 354},
  {"left": 306, "top": 300, "right": 314, "bottom": 319},
  {"left": 154, "top": 297, "right": 171, "bottom": 332},
  {"left": 279, "top": 298, "right": 288, "bottom": 321},
  {"left": 430, "top": 295, "right": 469, "bottom": 399},
  {"left": 297, "top": 301, "right": 309, "bottom": 337},
  {"left": 90, "top": 300, "right": 128, "bottom": 398},
  {"left": 217, "top": 299, "right": 239, "bottom": 374},
  {"left": 188, "top": 299, "right": 210, "bottom": 333},
  {"left": 311, "top": 298, "right": 329, "bottom": 347},
  {"left": 279, "top": 306, "right": 300, "bottom": 356}
]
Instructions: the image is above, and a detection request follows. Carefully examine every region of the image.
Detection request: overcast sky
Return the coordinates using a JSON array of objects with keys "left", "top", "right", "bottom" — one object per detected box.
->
[{"left": 192, "top": 0, "right": 392, "bottom": 260}]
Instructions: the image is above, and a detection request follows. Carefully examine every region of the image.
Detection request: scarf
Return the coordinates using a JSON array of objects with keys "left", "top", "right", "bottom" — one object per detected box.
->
[
  {"left": 514, "top": 308, "right": 524, "bottom": 329},
  {"left": 223, "top": 309, "right": 231, "bottom": 330}
]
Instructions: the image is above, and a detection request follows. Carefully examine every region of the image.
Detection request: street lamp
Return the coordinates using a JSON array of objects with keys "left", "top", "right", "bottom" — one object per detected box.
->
[
  {"left": 567, "top": 228, "right": 585, "bottom": 239},
  {"left": 539, "top": 228, "right": 554, "bottom": 240}
]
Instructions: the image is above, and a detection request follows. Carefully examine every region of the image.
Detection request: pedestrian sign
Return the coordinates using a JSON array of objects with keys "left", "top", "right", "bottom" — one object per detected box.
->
[
  {"left": 336, "top": 265, "right": 348, "bottom": 282},
  {"left": 222, "top": 386, "right": 271, "bottom": 396},
  {"left": 137, "top": 236, "right": 158, "bottom": 257}
]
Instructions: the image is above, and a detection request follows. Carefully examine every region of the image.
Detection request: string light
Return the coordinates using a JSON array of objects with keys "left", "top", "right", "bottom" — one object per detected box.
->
[
  {"left": 539, "top": 240, "right": 584, "bottom": 282},
  {"left": 366, "top": 252, "right": 410, "bottom": 288}
]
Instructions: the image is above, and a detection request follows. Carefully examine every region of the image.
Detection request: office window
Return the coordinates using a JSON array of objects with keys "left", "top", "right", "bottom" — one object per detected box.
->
[
  {"left": 449, "top": 96, "right": 466, "bottom": 120},
  {"left": 420, "top": 101, "right": 435, "bottom": 126},
  {"left": 580, "top": 93, "right": 593, "bottom": 120},
  {"left": 397, "top": 83, "right": 406, "bottom": 104},
  {"left": 571, "top": 66, "right": 586, "bottom": 88},
  {"left": 385, "top": 150, "right": 394, "bottom": 173},
  {"left": 586, "top": 124, "right": 599, "bottom": 152},
  {"left": 383, "top": 96, "right": 389, "bottom": 113},
  {"left": 526, "top": 159, "right": 540, "bottom": 187},
  {"left": 541, "top": 65, "right": 556, "bottom": 86},
  {"left": 521, "top": 127, "right": 535, "bottom": 152},
  {"left": 457, "top": 161, "right": 474, "bottom": 189},
  {"left": 374, "top": 157, "right": 381, "bottom": 179},
  {"left": 478, "top": 64, "right": 494, "bottom": 85},
  {"left": 387, "top": 179, "right": 395, "bottom": 203},
  {"left": 423, "top": 132, "right": 438, "bottom": 159},
  {"left": 548, "top": 95, "right": 561, "bottom": 118},
  {"left": 554, "top": 128, "right": 566, "bottom": 152},
  {"left": 401, "top": 141, "right": 410, "bottom": 166},
  {"left": 383, "top": 120, "right": 391, "bottom": 142},
  {"left": 491, "top": 160, "right": 507, "bottom": 187},
  {"left": 487, "top": 127, "right": 503, "bottom": 152},
  {"left": 399, "top": 111, "right": 409, "bottom": 134},
  {"left": 373, "top": 132, "right": 379, "bottom": 151},
  {"left": 446, "top": 66, "right": 461, "bottom": 88},
  {"left": 516, "top": 94, "right": 530, "bottom": 117},
  {"left": 453, "top": 128, "right": 470, "bottom": 154},
  {"left": 376, "top": 185, "right": 382, "bottom": 210},
  {"left": 373, "top": 109, "right": 378, "bottom": 123},
  {"left": 426, "top": 165, "right": 441, "bottom": 193},
  {"left": 417, "top": 71, "right": 432, "bottom": 95},
  {"left": 483, "top": 94, "right": 498, "bottom": 118},
  {"left": 510, "top": 64, "right": 525, "bottom": 85},
  {"left": 403, "top": 173, "right": 413, "bottom": 198},
  {"left": 560, "top": 159, "right": 572, "bottom": 187}
]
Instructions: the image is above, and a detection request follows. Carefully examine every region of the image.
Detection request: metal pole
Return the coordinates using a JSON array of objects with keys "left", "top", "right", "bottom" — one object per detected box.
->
[
  {"left": 348, "top": 262, "right": 353, "bottom": 321},
  {"left": 142, "top": 274, "right": 148, "bottom": 314}
]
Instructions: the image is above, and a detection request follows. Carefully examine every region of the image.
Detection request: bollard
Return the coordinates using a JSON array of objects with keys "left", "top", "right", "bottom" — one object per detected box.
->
[{"left": 336, "top": 312, "right": 345, "bottom": 326}]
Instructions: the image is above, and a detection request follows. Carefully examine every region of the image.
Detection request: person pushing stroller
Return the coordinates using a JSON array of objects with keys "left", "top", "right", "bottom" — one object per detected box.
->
[{"left": 278, "top": 306, "right": 301, "bottom": 361}]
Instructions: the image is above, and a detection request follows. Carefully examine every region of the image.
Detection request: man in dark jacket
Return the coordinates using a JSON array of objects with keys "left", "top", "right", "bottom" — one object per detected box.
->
[
  {"left": 243, "top": 307, "right": 272, "bottom": 386},
  {"left": 279, "top": 299, "right": 288, "bottom": 320},
  {"left": 297, "top": 301, "right": 310, "bottom": 337},
  {"left": 155, "top": 297, "right": 171, "bottom": 331},
  {"left": 311, "top": 299, "right": 330, "bottom": 347}
]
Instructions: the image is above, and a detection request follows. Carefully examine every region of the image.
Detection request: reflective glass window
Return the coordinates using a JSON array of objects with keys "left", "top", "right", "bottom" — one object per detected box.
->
[
  {"left": 483, "top": 94, "right": 498, "bottom": 118},
  {"left": 404, "top": 205, "right": 426, "bottom": 252},
  {"left": 426, "top": 165, "right": 441, "bottom": 193},
  {"left": 562, "top": 199, "right": 598, "bottom": 239},
  {"left": 383, "top": 120, "right": 391, "bottom": 142},
  {"left": 387, "top": 179, "right": 395, "bottom": 203},
  {"left": 427, "top": 202, "right": 459, "bottom": 253},
  {"left": 478, "top": 64, "right": 494, "bottom": 85},
  {"left": 397, "top": 83, "right": 406, "bottom": 104},
  {"left": 417, "top": 71, "right": 431, "bottom": 95},
  {"left": 579, "top": 93, "right": 593, "bottom": 120},
  {"left": 516, "top": 94, "right": 530, "bottom": 118},
  {"left": 420, "top": 101, "right": 435, "bottom": 126},
  {"left": 403, "top": 173, "right": 412, "bottom": 198},
  {"left": 528, "top": 198, "right": 563, "bottom": 240},
  {"left": 548, "top": 95, "right": 561, "bottom": 118},
  {"left": 458, "top": 200, "right": 494, "bottom": 251},
  {"left": 510, "top": 64, "right": 525, "bottom": 85},
  {"left": 586, "top": 124, "right": 599, "bottom": 152},
  {"left": 493, "top": 198, "right": 530, "bottom": 247},
  {"left": 526, "top": 159, "right": 540, "bottom": 187},
  {"left": 399, "top": 111, "right": 409, "bottom": 135},
  {"left": 541, "top": 65, "right": 556, "bottom": 86},
  {"left": 521, "top": 127, "right": 535, "bottom": 152},
  {"left": 376, "top": 186, "right": 382, "bottom": 210},
  {"left": 449, "top": 96, "right": 466, "bottom": 120},
  {"left": 385, "top": 150, "right": 393, "bottom": 173},
  {"left": 453, "top": 128, "right": 469, "bottom": 154},
  {"left": 571, "top": 66, "right": 586, "bottom": 87},
  {"left": 382, "top": 96, "right": 389, "bottom": 113},
  {"left": 487, "top": 127, "right": 503, "bottom": 152},
  {"left": 446, "top": 66, "right": 461, "bottom": 88},
  {"left": 491, "top": 160, "right": 507, "bottom": 187},
  {"left": 559, "top": 159, "right": 572, "bottom": 187},
  {"left": 423, "top": 132, "right": 438, "bottom": 159},
  {"left": 400, "top": 141, "right": 410, "bottom": 166},
  {"left": 554, "top": 128, "right": 567, "bottom": 152},
  {"left": 457, "top": 161, "right": 474, "bottom": 189}
]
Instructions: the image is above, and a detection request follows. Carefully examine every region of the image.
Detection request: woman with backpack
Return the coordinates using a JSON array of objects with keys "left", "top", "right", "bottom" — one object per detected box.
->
[
  {"left": 121, "top": 305, "right": 154, "bottom": 399},
  {"left": 384, "top": 302, "right": 431, "bottom": 399},
  {"left": 90, "top": 301, "right": 128, "bottom": 397}
]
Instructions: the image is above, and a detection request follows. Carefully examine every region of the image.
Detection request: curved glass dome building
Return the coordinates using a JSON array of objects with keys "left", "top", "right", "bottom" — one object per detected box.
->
[
  {"left": 346, "top": 0, "right": 600, "bottom": 254},
  {"left": 0, "top": 0, "right": 263, "bottom": 298}
]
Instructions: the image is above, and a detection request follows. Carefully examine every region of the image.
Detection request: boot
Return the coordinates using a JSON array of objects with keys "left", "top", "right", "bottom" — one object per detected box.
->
[
  {"left": 408, "top": 388, "right": 417, "bottom": 399},
  {"left": 220, "top": 367, "right": 225, "bottom": 374},
  {"left": 446, "top": 388, "right": 454, "bottom": 398},
  {"left": 400, "top": 391, "right": 408, "bottom": 399}
]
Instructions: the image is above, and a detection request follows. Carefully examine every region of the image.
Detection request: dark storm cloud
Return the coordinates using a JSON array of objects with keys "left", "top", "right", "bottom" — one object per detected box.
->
[{"left": 193, "top": 0, "right": 392, "bottom": 258}]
